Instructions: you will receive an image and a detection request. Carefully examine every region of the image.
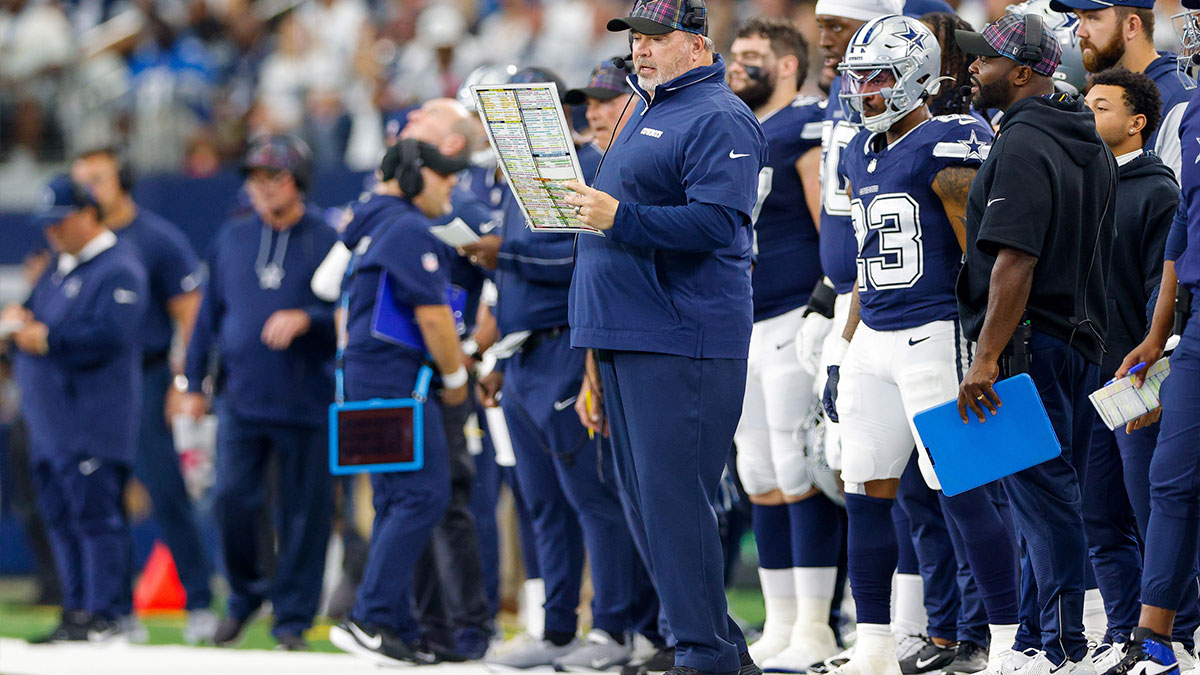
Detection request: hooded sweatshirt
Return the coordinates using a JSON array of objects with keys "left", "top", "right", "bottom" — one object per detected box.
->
[
  {"left": 1102, "top": 153, "right": 1178, "bottom": 378},
  {"left": 341, "top": 192, "right": 450, "bottom": 397},
  {"left": 1143, "top": 52, "right": 1193, "bottom": 179},
  {"left": 956, "top": 93, "right": 1117, "bottom": 365}
]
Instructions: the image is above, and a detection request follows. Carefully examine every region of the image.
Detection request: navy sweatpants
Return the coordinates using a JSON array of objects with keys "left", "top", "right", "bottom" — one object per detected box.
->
[
  {"left": 34, "top": 457, "right": 131, "bottom": 620},
  {"left": 1001, "top": 332, "right": 1096, "bottom": 664},
  {"left": 213, "top": 410, "right": 332, "bottom": 639},
  {"left": 1083, "top": 416, "right": 1143, "bottom": 643},
  {"left": 136, "top": 361, "right": 212, "bottom": 610},
  {"left": 597, "top": 350, "right": 748, "bottom": 673},
  {"left": 503, "top": 332, "right": 645, "bottom": 638},
  {"left": 1142, "top": 310, "right": 1200, "bottom": 616}
]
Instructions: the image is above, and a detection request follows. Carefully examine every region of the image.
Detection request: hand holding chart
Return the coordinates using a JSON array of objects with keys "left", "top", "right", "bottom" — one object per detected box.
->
[{"left": 470, "top": 82, "right": 602, "bottom": 236}]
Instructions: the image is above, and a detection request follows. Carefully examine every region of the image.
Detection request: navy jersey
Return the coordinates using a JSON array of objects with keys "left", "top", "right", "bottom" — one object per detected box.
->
[
  {"left": 820, "top": 78, "right": 862, "bottom": 295},
  {"left": 1174, "top": 88, "right": 1200, "bottom": 293},
  {"left": 344, "top": 196, "right": 450, "bottom": 392},
  {"left": 113, "top": 208, "right": 200, "bottom": 356},
  {"left": 841, "top": 115, "right": 993, "bottom": 331},
  {"left": 752, "top": 95, "right": 825, "bottom": 321},
  {"left": 1144, "top": 51, "right": 1194, "bottom": 178},
  {"left": 16, "top": 237, "right": 148, "bottom": 463},
  {"left": 439, "top": 185, "right": 499, "bottom": 335}
]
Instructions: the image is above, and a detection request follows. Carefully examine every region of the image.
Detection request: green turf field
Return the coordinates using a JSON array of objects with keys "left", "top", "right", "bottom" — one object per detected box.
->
[{"left": 0, "top": 579, "right": 766, "bottom": 651}]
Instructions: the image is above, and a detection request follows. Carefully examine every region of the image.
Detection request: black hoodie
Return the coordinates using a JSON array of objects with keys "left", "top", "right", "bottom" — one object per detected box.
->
[
  {"left": 1101, "top": 153, "right": 1179, "bottom": 378},
  {"left": 956, "top": 93, "right": 1118, "bottom": 365}
]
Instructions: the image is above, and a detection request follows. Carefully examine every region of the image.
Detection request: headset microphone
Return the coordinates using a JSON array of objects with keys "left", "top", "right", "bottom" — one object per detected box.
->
[
  {"left": 611, "top": 55, "right": 633, "bottom": 72},
  {"left": 958, "top": 85, "right": 973, "bottom": 98}
]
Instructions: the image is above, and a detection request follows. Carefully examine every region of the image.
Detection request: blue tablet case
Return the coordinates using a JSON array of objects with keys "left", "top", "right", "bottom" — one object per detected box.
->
[
  {"left": 370, "top": 274, "right": 468, "bottom": 352},
  {"left": 912, "top": 374, "right": 1061, "bottom": 496}
]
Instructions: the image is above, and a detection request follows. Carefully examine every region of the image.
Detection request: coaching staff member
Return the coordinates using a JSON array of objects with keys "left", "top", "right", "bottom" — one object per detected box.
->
[
  {"left": 564, "top": 0, "right": 767, "bottom": 673},
  {"left": 328, "top": 139, "right": 469, "bottom": 666},
  {"left": 8, "top": 176, "right": 147, "bottom": 640},
  {"left": 180, "top": 135, "right": 337, "bottom": 650},
  {"left": 955, "top": 15, "right": 1116, "bottom": 673}
]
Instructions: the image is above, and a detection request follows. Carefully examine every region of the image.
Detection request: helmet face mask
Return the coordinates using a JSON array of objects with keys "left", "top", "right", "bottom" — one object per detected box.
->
[
  {"left": 837, "top": 15, "right": 941, "bottom": 133},
  {"left": 1173, "top": 10, "right": 1200, "bottom": 87}
]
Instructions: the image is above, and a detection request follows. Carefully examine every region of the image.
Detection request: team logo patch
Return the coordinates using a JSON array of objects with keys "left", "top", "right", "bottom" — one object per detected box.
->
[
  {"left": 63, "top": 278, "right": 82, "bottom": 299},
  {"left": 113, "top": 288, "right": 139, "bottom": 304},
  {"left": 422, "top": 252, "right": 440, "bottom": 272},
  {"left": 640, "top": 127, "right": 664, "bottom": 139}
]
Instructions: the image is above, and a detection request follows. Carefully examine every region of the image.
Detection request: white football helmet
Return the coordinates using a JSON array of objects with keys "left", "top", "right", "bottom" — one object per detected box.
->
[
  {"left": 838, "top": 14, "right": 942, "bottom": 133},
  {"left": 1174, "top": 3, "right": 1200, "bottom": 87}
]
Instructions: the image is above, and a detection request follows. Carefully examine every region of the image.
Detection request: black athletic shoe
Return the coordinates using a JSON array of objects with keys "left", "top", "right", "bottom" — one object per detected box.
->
[
  {"left": 212, "top": 614, "right": 253, "bottom": 647},
  {"left": 1103, "top": 627, "right": 1181, "bottom": 675},
  {"left": 85, "top": 616, "right": 126, "bottom": 643},
  {"left": 900, "top": 636, "right": 956, "bottom": 674},
  {"left": 622, "top": 646, "right": 677, "bottom": 675},
  {"left": 944, "top": 641, "right": 988, "bottom": 674},
  {"left": 28, "top": 611, "right": 89, "bottom": 644},
  {"left": 330, "top": 619, "right": 437, "bottom": 666},
  {"left": 275, "top": 633, "right": 309, "bottom": 651},
  {"left": 740, "top": 651, "right": 763, "bottom": 675}
]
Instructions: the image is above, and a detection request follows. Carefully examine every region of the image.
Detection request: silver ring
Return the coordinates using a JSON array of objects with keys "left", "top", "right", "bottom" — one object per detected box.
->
[
  {"left": 976, "top": 394, "right": 985, "bottom": 400},
  {"left": 470, "top": 255, "right": 478, "bottom": 263},
  {"left": 575, "top": 206, "right": 582, "bottom": 215}
]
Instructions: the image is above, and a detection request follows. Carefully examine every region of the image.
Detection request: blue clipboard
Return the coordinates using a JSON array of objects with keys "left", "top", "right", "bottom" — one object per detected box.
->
[
  {"left": 370, "top": 274, "right": 468, "bottom": 352},
  {"left": 912, "top": 374, "right": 1061, "bottom": 496}
]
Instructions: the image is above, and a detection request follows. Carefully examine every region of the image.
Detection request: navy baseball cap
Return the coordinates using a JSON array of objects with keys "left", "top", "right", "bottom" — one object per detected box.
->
[
  {"left": 31, "top": 175, "right": 99, "bottom": 228},
  {"left": 956, "top": 13, "right": 1063, "bottom": 76},
  {"left": 1049, "top": 0, "right": 1153, "bottom": 13},
  {"left": 564, "top": 60, "right": 633, "bottom": 105},
  {"left": 607, "top": 0, "right": 708, "bottom": 37},
  {"left": 242, "top": 134, "right": 314, "bottom": 191}
]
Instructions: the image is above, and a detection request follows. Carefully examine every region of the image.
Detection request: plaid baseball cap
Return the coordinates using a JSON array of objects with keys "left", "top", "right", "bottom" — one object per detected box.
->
[
  {"left": 956, "top": 13, "right": 1063, "bottom": 76},
  {"left": 31, "top": 175, "right": 99, "bottom": 228},
  {"left": 607, "top": 0, "right": 708, "bottom": 36},
  {"left": 564, "top": 60, "right": 633, "bottom": 104},
  {"left": 1049, "top": 0, "right": 1152, "bottom": 13}
]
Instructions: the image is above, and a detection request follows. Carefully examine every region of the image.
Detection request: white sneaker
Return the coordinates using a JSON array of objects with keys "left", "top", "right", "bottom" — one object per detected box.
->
[
  {"left": 762, "top": 623, "right": 840, "bottom": 673},
  {"left": 553, "top": 630, "right": 634, "bottom": 671},
  {"left": 1015, "top": 652, "right": 1095, "bottom": 675},
  {"left": 982, "top": 649, "right": 1034, "bottom": 675},
  {"left": 119, "top": 615, "right": 148, "bottom": 644},
  {"left": 751, "top": 588, "right": 798, "bottom": 665},
  {"left": 487, "top": 637, "right": 581, "bottom": 670},
  {"left": 630, "top": 634, "right": 660, "bottom": 665},
  {"left": 1174, "top": 642, "right": 1197, "bottom": 673},
  {"left": 808, "top": 646, "right": 854, "bottom": 673},
  {"left": 827, "top": 651, "right": 902, "bottom": 675},
  {"left": 1090, "top": 643, "right": 1123, "bottom": 672},
  {"left": 183, "top": 609, "right": 219, "bottom": 645}
]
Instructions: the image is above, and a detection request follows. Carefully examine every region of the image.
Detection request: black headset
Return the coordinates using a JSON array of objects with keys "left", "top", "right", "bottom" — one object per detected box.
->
[
  {"left": 1017, "top": 12, "right": 1044, "bottom": 65},
  {"left": 380, "top": 139, "right": 425, "bottom": 197},
  {"left": 681, "top": 0, "right": 706, "bottom": 34}
]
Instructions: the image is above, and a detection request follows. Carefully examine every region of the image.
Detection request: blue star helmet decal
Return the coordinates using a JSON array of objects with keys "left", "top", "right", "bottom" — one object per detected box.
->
[{"left": 892, "top": 25, "right": 928, "bottom": 56}]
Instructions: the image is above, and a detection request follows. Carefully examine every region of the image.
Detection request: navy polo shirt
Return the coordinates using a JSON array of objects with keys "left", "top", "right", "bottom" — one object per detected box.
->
[
  {"left": 569, "top": 55, "right": 767, "bottom": 359},
  {"left": 343, "top": 195, "right": 451, "bottom": 394},
  {"left": 16, "top": 236, "right": 148, "bottom": 463},
  {"left": 113, "top": 207, "right": 200, "bottom": 356}
]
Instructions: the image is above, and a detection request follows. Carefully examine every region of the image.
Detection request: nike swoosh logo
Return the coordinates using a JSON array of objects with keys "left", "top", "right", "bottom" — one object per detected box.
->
[
  {"left": 350, "top": 623, "right": 382, "bottom": 650},
  {"left": 591, "top": 658, "right": 613, "bottom": 669},
  {"left": 987, "top": 197, "right": 1005, "bottom": 207},
  {"left": 729, "top": 151, "right": 750, "bottom": 159},
  {"left": 553, "top": 396, "right": 578, "bottom": 411},
  {"left": 775, "top": 337, "right": 796, "bottom": 350},
  {"left": 914, "top": 654, "right": 942, "bottom": 669},
  {"left": 79, "top": 458, "right": 100, "bottom": 476},
  {"left": 481, "top": 219, "right": 500, "bottom": 234},
  {"left": 908, "top": 336, "right": 931, "bottom": 346}
]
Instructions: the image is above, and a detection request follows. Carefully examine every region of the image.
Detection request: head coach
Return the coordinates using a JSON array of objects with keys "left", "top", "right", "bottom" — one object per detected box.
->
[
  {"left": 562, "top": 0, "right": 767, "bottom": 673},
  {"left": 954, "top": 14, "right": 1116, "bottom": 673}
]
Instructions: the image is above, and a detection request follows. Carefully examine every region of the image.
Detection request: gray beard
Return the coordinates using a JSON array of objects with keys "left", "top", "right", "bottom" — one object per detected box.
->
[{"left": 637, "top": 73, "right": 663, "bottom": 90}]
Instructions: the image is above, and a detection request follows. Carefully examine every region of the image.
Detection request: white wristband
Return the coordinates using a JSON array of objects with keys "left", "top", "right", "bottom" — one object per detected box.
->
[{"left": 442, "top": 366, "right": 469, "bottom": 390}]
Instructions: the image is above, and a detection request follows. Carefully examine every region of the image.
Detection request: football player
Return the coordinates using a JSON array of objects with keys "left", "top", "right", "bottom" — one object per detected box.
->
[
  {"left": 823, "top": 15, "right": 1021, "bottom": 675},
  {"left": 727, "top": 17, "right": 844, "bottom": 673}
]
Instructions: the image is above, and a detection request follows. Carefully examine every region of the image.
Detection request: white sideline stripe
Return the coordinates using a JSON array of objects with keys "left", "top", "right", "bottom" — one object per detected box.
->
[{"left": 0, "top": 638, "right": 496, "bottom": 675}]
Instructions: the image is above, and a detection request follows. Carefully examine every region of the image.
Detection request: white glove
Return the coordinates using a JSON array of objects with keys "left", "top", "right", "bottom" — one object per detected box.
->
[{"left": 795, "top": 312, "right": 834, "bottom": 376}]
